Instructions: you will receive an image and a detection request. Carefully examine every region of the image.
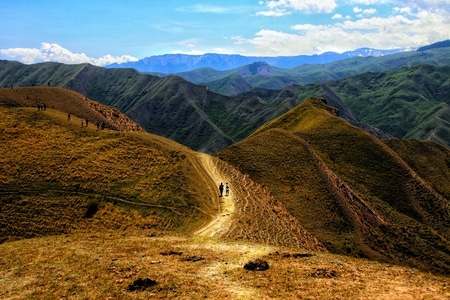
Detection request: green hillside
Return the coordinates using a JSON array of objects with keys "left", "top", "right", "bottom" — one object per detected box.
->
[
  {"left": 1, "top": 56, "right": 449, "bottom": 153},
  {"left": 384, "top": 139, "right": 450, "bottom": 200},
  {"left": 216, "top": 97, "right": 450, "bottom": 274},
  {"left": 0, "top": 61, "right": 236, "bottom": 152},
  {"left": 177, "top": 47, "right": 450, "bottom": 96},
  {"left": 319, "top": 64, "right": 450, "bottom": 146},
  {"left": 270, "top": 64, "right": 450, "bottom": 147},
  {"left": 0, "top": 61, "right": 306, "bottom": 152}
]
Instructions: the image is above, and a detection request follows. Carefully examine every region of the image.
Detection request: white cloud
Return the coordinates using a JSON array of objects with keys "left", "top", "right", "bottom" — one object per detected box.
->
[
  {"left": 212, "top": 47, "right": 235, "bottom": 54},
  {"left": 177, "top": 4, "right": 231, "bottom": 13},
  {"left": 0, "top": 43, "right": 138, "bottom": 66},
  {"left": 348, "top": 0, "right": 450, "bottom": 12},
  {"left": 348, "top": 0, "right": 387, "bottom": 4},
  {"left": 354, "top": 7, "right": 377, "bottom": 18},
  {"left": 170, "top": 49, "right": 205, "bottom": 55},
  {"left": 363, "top": 8, "right": 376, "bottom": 15},
  {"left": 399, "top": 0, "right": 450, "bottom": 11},
  {"left": 350, "top": 0, "right": 450, "bottom": 12},
  {"left": 333, "top": 13, "right": 351, "bottom": 20},
  {"left": 257, "top": 0, "right": 337, "bottom": 16},
  {"left": 234, "top": 9, "right": 450, "bottom": 56},
  {"left": 393, "top": 6, "right": 413, "bottom": 15},
  {"left": 257, "top": 8, "right": 289, "bottom": 16}
]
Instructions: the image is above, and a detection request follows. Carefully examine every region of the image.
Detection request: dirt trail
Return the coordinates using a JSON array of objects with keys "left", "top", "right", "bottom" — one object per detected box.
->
[
  {"left": 194, "top": 153, "right": 235, "bottom": 237},
  {"left": 192, "top": 153, "right": 324, "bottom": 252}
]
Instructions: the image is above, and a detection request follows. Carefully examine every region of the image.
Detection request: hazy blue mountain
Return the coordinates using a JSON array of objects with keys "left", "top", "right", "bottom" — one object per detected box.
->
[
  {"left": 175, "top": 47, "right": 450, "bottom": 96},
  {"left": 417, "top": 39, "right": 450, "bottom": 51},
  {"left": 107, "top": 48, "right": 405, "bottom": 73}
]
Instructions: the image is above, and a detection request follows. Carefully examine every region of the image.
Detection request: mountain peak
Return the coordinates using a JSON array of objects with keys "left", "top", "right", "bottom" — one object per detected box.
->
[{"left": 238, "top": 61, "right": 274, "bottom": 77}]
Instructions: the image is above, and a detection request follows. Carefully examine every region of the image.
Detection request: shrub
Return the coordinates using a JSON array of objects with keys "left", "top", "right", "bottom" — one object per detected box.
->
[{"left": 85, "top": 199, "right": 99, "bottom": 218}]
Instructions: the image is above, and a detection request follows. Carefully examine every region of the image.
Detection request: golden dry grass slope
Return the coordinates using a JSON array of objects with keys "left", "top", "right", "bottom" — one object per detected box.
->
[
  {"left": 0, "top": 87, "right": 324, "bottom": 250},
  {"left": 216, "top": 97, "right": 450, "bottom": 275},
  {"left": 0, "top": 87, "right": 218, "bottom": 240},
  {"left": 1, "top": 89, "right": 450, "bottom": 299},
  {"left": 0, "top": 86, "right": 142, "bottom": 131}
]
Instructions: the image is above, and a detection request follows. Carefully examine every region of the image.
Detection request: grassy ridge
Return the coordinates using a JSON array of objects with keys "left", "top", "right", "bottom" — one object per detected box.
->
[
  {"left": 0, "top": 106, "right": 215, "bottom": 241},
  {"left": 0, "top": 86, "right": 142, "bottom": 131},
  {"left": 216, "top": 129, "right": 352, "bottom": 253},
  {"left": 217, "top": 97, "right": 450, "bottom": 274}
]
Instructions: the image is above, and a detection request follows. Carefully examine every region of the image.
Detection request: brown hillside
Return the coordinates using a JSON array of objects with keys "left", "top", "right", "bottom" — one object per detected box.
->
[
  {"left": 216, "top": 97, "right": 450, "bottom": 274},
  {"left": 0, "top": 91, "right": 324, "bottom": 252},
  {"left": 0, "top": 106, "right": 216, "bottom": 241},
  {"left": 0, "top": 86, "right": 142, "bottom": 131}
]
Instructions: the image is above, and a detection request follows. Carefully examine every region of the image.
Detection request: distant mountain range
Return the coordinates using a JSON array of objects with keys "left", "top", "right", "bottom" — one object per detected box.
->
[
  {"left": 175, "top": 48, "right": 450, "bottom": 96},
  {"left": 107, "top": 48, "right": 406, "bottom": 73}
]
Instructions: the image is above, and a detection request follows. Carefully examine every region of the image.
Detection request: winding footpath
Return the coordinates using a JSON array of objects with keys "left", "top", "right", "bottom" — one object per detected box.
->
[{"left": 193, "top": 153, "right": 235, "bottom": 237}]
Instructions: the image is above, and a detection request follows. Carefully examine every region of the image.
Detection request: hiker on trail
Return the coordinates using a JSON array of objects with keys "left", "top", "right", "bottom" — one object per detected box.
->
[
  {"left": 85, "top": 118, "right": 89, "bottom": 127},
  {"left": 219, "top": 182, "right": 224, "bottom": 197},
  {"left": 225, "top": 183, "right": 229, "bottom": 196},
  {"left": 81, "top": 119, "right": 84, "bottom": 127},
  {"left": 67, "top": 113, "right": 71, "bottom": 121}
]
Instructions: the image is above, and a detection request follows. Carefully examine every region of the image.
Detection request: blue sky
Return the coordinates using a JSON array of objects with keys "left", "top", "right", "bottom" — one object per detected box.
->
[{"left": 1, "top": 0, "right": 449, "bottom": 65}]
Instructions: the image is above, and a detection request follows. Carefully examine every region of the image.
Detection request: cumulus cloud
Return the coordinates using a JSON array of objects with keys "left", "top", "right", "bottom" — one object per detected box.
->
[
  {"left": 393, "top": 6, "right": 413, "bottom": 15},
  {"left": 350, "top": 0, "right": 450, "bottom": 12},
  {"left": 332, "top": 13, "right": 351, "bottom": 20},
  {"left": 354, "top": 7, "right": 377, "bottom": 17},
  {"left": 234, "top": 8, "right": 450, "bottom": 55},
  {"left": 0, "top": 43, "right": 138, "bottom": 66},
  {"left": 397, "top": 0, "right": 450, "bottom": 11},
  {"left": 257, "top": 0, "right": 337, "bottom": 16}
]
